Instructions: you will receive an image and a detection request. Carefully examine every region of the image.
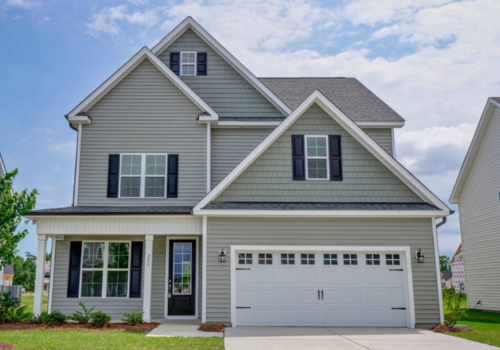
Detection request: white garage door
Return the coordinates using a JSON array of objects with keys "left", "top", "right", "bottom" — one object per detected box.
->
[{"left": 234, "top": 249, "right": 410, "bottom": 327}]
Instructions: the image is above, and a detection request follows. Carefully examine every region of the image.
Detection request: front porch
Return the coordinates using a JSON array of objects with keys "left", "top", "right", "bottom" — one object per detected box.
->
[{"left": 29, "top": 214, "right": 207, "bottom": 323}]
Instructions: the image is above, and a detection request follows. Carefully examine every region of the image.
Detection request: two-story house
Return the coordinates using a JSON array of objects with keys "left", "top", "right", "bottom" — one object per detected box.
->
[
  {"left": 450, "top": 97, "right": 500, "bottom": 311},
  {"left": 27, "top": 17, "right": 451, "bottom": 329}
]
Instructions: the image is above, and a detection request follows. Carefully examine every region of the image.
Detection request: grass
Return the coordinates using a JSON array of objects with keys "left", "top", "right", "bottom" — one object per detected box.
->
[
  {"left": 21, "top": 293, "right": 48, "bottom": 314},
  {"left": 445, "top": 295, "right": 500, "bottom": 347},
  {"left": 0, "top": 330, "right": 224, "bottom": 350}
]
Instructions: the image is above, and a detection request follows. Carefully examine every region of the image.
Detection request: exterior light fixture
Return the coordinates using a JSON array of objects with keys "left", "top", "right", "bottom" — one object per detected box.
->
[
  {"left": 416, "top": 249, "right": 425, "bottom": 263},
  {"left": 219, "top": 248, "right": 227, "bottom": 263}
]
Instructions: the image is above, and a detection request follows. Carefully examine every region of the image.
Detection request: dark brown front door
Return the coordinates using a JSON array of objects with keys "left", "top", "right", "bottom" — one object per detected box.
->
[{"left": 168, "top": 240, "right": 196, "bottom": 316}]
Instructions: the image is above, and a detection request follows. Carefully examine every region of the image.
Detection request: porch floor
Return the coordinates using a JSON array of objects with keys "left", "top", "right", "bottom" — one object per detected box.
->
[{"left": 146, "top": 320, "right": 223, "bottom": 338}]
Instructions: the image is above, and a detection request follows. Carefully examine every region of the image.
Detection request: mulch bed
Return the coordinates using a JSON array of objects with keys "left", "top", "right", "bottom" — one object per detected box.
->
[
  {"left": 0, "top": 322, "right": 159, "bottom": 332},
  {"left": 198, "top": 323, "right": 225, "bottom": 332},
  {"left": 432, "top": 324, "right": 475, "bottom": 333},
  {"left": 0, "top": 343, "right": 14, "bottom": 350}
]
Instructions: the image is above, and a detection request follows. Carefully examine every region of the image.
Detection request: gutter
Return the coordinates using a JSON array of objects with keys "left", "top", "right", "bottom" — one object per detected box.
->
[{"left": 436, "top": 210, "right": 455, "bottom": 228}]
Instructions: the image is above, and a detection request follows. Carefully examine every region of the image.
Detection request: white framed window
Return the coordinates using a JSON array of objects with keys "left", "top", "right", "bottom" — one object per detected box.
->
[
  {"left": 80, "top": 241, "right": 131, "bottom": 298},
  {"left": 238, "top": 253, "right": 253, "bottom": 265},
  {"left": 323, "top": 253, "right": 338, "bottom": 265},
  {"left": 305, "top": 135, "right": 329, "bottom": 180},
  {"left": 258, "top": 253, "right": 273, "bottom": 265},
  {"left": 301, "top": 253, "right": 315, "bottom": 265},
  {"left": 173, "top": 243, "right": 192, "bottom": 295},
  {"left": 281, "top": 253, "right": 295, "bottom": 265},
  {"left": 119, "top": 154, "right": 167, "bottom": 198},
  {"left": 366, "top": 254, "right": 381, "bottom": 266},
  {"left": 180, "top": 52, "right": 196, "bottom": 76},
  {"left": 343, "top": 253, "right": 358, "bottom": 266},
  {"left": 385, "top": 254, "right": 401, "bottom": 266}
]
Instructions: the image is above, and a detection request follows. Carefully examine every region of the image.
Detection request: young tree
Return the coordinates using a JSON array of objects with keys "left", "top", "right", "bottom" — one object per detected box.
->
[
  {"left": 13, "top": 253, "right": 37, "bottom": 292},
  {"left": 0, "top": 169, "right": 38, "bottom": 268},
  {"left": 440, "top": 255, "right": 451, "bottom": 272}
]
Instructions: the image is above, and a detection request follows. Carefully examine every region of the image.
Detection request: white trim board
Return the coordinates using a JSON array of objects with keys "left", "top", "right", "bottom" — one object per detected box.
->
[
  {"left": 230, "top": 245, "right": 416, "bottom": 328},
  {"left": 151, "top": 16, "right": 291, "bottom": 117},
  {"left": 193, "top": 90, "right": 451, "bottom": 215},
  {"left": 192, "top": 209, "right": 447, "bottom": 218},
  {"left": 66, "top": 47, "right": 218, "bottom": 120},
  {"left": 449, "top": 98, "right": 500, "bottom": 203}
]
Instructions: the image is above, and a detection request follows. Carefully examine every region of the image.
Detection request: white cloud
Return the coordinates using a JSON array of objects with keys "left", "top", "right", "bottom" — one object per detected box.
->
[
  {"left": 86, "top": 5, "right": 160, "bottom": 38},
  {"left": 129, "top": 0, "right": 149, "bottom": 5},
  {"left": 4, "top": 0, "right": 39, "bottom": 9}
]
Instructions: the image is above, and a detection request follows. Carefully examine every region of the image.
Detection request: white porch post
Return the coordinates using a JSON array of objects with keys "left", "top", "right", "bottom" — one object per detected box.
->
[
  {"left": 143, "top": 235, "right": 154, "bottom": 322},
  {"left": 202, "top": 216, "right": 207, "bottom": 323},
  {"left": 33, "top": 234, "right": 47, "bottom": 315}
]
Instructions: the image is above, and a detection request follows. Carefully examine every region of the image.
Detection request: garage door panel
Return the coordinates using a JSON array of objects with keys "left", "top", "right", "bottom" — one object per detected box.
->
[{"left": 235, "top": 249, "right": 409, "bottom": 327}]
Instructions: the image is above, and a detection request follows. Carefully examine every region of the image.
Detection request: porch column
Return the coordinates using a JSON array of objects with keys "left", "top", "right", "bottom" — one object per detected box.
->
[
  {"left": 143, "top": 235, "right": 154, "bottom": 322},
  {"left": 33, "top": 234, "right": 47, "bottom": 315}
]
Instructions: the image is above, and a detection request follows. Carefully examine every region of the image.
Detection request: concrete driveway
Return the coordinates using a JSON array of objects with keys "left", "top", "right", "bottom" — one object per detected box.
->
[{"left": 224, "top": 327, "right": 495, "bottom": 350}]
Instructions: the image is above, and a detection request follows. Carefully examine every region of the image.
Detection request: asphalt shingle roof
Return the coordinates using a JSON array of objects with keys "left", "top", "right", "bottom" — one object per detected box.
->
[
  {"left": 491, "top": 97, "right": 500, "bottom": 104},
  {"left": 204, "top": 202, "right": 439, "bottom": 211},
  {"left": 28, "top": 206, "right": 192, "bottom": 215},
  {"left": 3, "top": 265, "right": 14, "bottom": 275},
  {"left": 259, "top": 78, "right": 405, "bottom": 123}
]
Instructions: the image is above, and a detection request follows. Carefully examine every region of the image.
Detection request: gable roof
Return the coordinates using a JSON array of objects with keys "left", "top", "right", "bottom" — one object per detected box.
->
[
  {"left": 441, "top": 271, "right": 452, "bottom": 281},
  {"left": 3, "top": 264, "right": 14, "bottom": 275},
  {"left": 66, "top": 47, "right": 218, "bottom": 123},
  {"left": 449, "top": 97, "right": 500, "bottom": 203},
  {"left": 260, "top": 78, "right": 405, "bottom": 126},
  {"left": 0, "top": 152, "right": 6, "bottom": 178},
  {"left": 151, "top": 17, "right": 291, "bottom": 117},
  {"left": 450, "top": 243, "right": 463, "bottom": 263},
  {"left": 194, "top": 90, "right": 451, "bottom": 216}
]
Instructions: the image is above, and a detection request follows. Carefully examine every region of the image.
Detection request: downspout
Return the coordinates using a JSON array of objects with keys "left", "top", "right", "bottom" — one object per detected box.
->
[
  {"left": 436, "top": 210, "right": 455, "bottom": 229},
  {"left": 65, "top": 115, "right": 78, "bottom": 206}
]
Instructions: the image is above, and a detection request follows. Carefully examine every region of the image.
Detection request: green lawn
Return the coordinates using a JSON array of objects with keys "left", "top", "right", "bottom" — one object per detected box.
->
[
  {"left": 21, "top": 293, "right": 48, "bottom": 314},
  {"left": 0, "top": 330, "right": 224, "bottom": 350},
  {"left": 445, "top": 295, "right": 500, "bottom": 347}
]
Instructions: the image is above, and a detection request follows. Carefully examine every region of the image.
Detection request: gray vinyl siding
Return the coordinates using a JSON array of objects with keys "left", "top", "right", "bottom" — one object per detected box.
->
[
  {"left": 211, "top": 128, "right": 272, "bottom": 188},
  {"left": 364, "top": 128, "right": 393, "bottom": 155},
  {"left": 51, "top": 235, "right": 144, "bottom": 320},
  {"left": 158, "top": 29, "right": 285, "bottom": 119},
  {"left": 216, "top": 103, "right": 423, "bottom": 203},
  {"left": 206, "top": 217, "right": 440, "bottom": 326},
  {"left": 78, "top": 59, "right": 206, "bottom": 206},
  {"left": 457, "top": 105, "right": 500, "bottom": 312},
  {"left": 151, "top": 236, "right": 166, "bottom": 319}
]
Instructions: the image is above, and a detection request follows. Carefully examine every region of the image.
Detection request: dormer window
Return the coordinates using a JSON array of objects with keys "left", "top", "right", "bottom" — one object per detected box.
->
[{"left": 180, "top": 52, "right": 196, "bottom": 76}]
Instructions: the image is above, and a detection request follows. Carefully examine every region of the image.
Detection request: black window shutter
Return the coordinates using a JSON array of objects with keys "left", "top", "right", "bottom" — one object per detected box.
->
[
  {"left": 67, "top": 241, "right": 82, "bottom": 298},
  {"left": 107, "top": 154, "right": 120, "bottom": 198},
  {"left": 167, "top": 154, "right": 179, "bottom": 198},
  {"left": 197, "top": 52, "right": 207, "bottom": 75},
  {"left": 170, "top": 52, "right": 180, "bottom": 75},
  {"left": 292, "top": 135, "right": 305, "bottom": 180},
  {"left": 329, "top": 135, "right": 343, "bottom": 181},
  {"left": 129, "top": 242, "right": 143, "bottom": 298}
]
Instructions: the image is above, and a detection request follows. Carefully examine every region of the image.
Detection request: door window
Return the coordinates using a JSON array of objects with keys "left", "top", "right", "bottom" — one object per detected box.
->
[{"left": 173, "top": 243, "right": 192, "bottom": 295}]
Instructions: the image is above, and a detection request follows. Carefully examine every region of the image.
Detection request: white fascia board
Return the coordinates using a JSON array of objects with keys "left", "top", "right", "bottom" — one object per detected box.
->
[
  {"left": 67, "top": 47, "right": 218, "bottom": 119},
  {"left": 0, "top": 153, "right": 6, "bottom": 176},
  {"left": 67, "top": 116, "right": 91, "bottom": 127},
  {"left": 151, "top": 17, "right": 292, "bottom": 117},
  {"left": 24, "top": 214, "right": 195, "bottom": 220},
  {"left": 449, "top": 99, "right": 500, "bottom": 204},
  {"left": 193, "top": 90, "right": 451, "bottom": 214},
  {"left": 214, "top": 120, "right": 282, "bottom": 128},
  {"left": 193, "top": 209, "right": 447, "bottom": 218},
  {"left": 357, "top": 121, "right": 405, "bottom": 128}
]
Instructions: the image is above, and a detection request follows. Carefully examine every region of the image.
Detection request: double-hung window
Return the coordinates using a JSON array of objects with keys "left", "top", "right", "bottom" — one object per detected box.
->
[
  {"left": 81, "top": 242, "right": 130, "bottom": 298},
  {"left": 120, "top": 154, "right": 167, "bottom": 198},
  {"left": 180, "top": 52, "right": 196, "bottom": 76},
  {"left": 305, "top": 136, "right": 329, "bottom": 179}
]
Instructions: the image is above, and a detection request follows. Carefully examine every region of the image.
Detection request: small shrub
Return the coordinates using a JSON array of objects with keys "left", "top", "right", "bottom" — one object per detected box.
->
[
  {"left": 29, "top": 311, "right": 47, "bottom": 324},
  {"left": 120, "top": 310, "right": 144, "bottom": 326},
  {"left": 43, "top": 310, "right": 67, "bottom": 326},
  {"left": 91, "top": 311, "right": 111, "bottom": 328},
  {"left": 6, "top": 305, "right": 29, "bottom": 322},
  {"left": 70, "top": 302, "right": 95, "bottom": 324},
  {"left": 443, "top": 287, "right": 467, "bottom": 327},
  {"left": 0, "top": 292, "right": 21, "bottom": 324}
]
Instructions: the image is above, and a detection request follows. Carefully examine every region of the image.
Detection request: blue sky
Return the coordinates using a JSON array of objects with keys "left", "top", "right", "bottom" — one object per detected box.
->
[{"left": 1, "top": 0, "right": 499, "bottom": 259}]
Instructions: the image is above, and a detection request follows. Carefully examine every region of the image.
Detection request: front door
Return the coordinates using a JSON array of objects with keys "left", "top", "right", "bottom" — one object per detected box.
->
[{"left": 168, "top": 240, "right": 196, "bottom": 316}]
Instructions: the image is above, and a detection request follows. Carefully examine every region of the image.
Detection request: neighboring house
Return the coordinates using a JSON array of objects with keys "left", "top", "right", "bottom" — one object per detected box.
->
[
  {"left": 450, "top": 97, "right": 500, "bottom": 312},
  {"left": 0, "top": 152, "right": 6, "bottom": 178},
  {"left": 26, "top": 17, "right": 451, "bottom": 329},
  {"left": 2, "top": 265, "right": 14, "bottom": 286},
  {"left": 450, "top": 244, "right": 466, "bottom": 293},
  {"left": 441, "top": 271, "right": 453, "bottom": 289},
  {"left": 44, "top": 261, "right": 51, "bottom": 294}
]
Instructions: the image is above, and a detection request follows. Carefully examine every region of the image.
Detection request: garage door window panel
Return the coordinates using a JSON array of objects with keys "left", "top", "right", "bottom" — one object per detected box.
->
[
  {"left": 258, "top": 253, "right": 273, "bottom": 265},
  {"left": 281, "top": 253, "right": 295, "bottom": 265},
  {"left": 238, "top": 253, "right": 252, "bottom": 265},
  {"left": 323, "top": 254, "right": 338, "bottom": 265},
  {"left": 386, "top": 254, "right": 401, "bottom": 266},
  {"left": 343, "top": 254, "right": 358, "bottom": 266},
  {"left": 301, "top": 254, "right": 315, "bottom": 265},
  {"left": 366, "top": 254, "right": 381, "bottom": 266}
]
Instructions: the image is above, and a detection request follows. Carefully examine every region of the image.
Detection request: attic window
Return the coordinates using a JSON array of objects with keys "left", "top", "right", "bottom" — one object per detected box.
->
[{"left": 181, "top": 52, "right": 196, "bottom": 76}]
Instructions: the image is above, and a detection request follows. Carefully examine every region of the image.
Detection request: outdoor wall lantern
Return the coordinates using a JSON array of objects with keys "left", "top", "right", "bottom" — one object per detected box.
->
[
  {"left": 219, "top": 248, "right": 227, "bottom": 263},
  {"left": 416, "top": 249, "right": 425, "bottom": 263}
]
